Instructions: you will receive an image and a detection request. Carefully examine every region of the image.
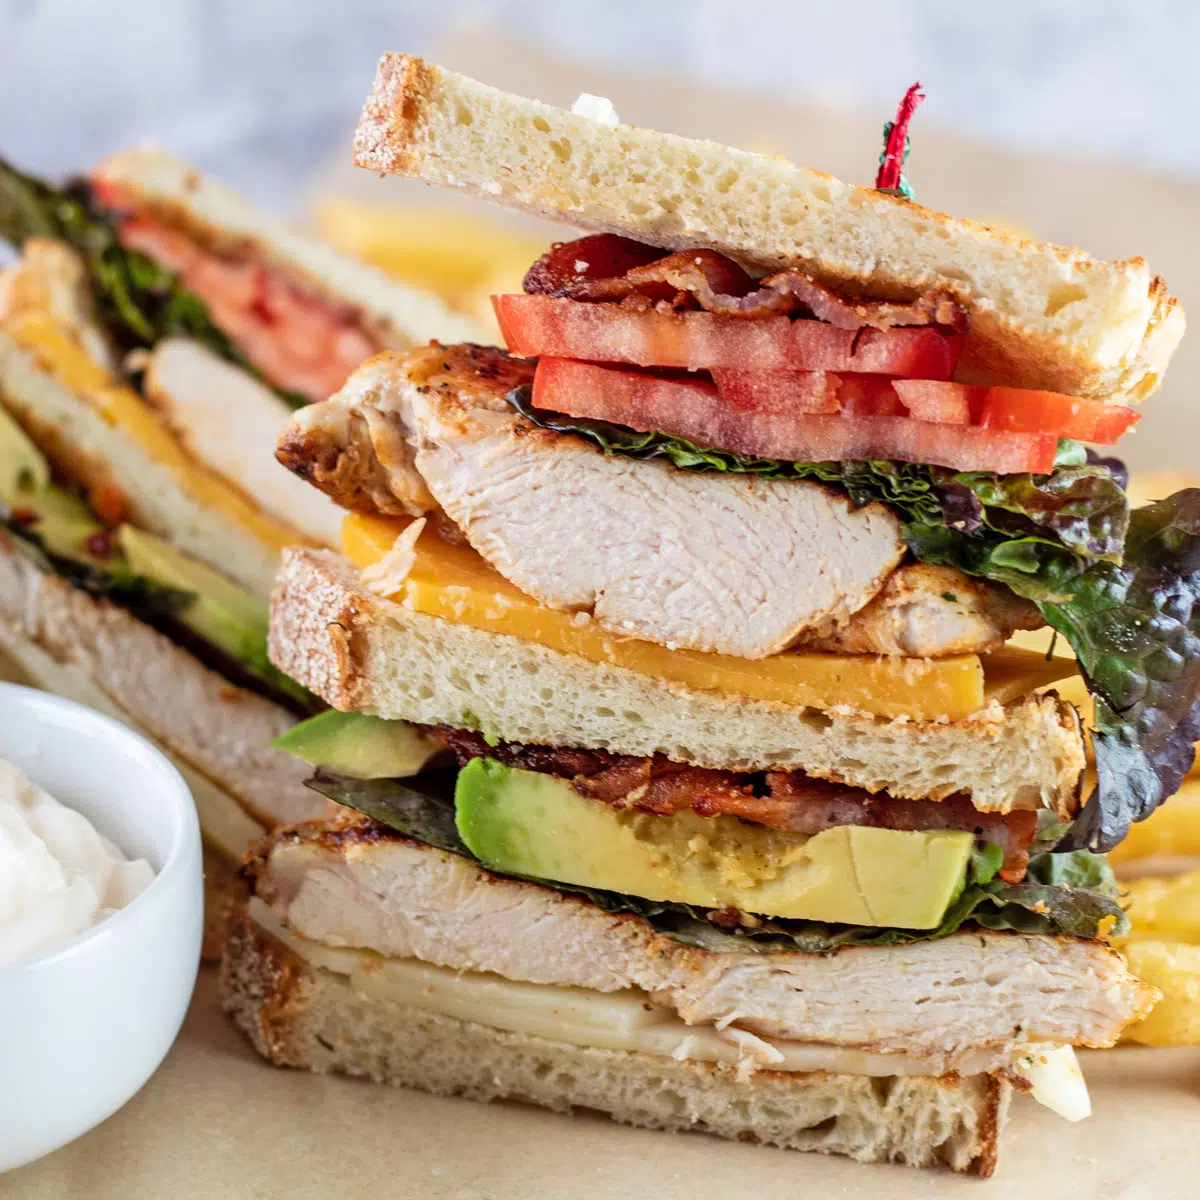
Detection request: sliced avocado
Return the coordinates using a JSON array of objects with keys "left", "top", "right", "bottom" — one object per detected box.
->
[
  {"left": 0, "top": 402, "right": 50, "bottom": 499},
  {"left": 0, "top": 403, "right": 120, "bottom": 566},
  {"left": 274, "top": 711, "right": 444, "bottom": 779},
  {"left": 455, "top": 759, "right": 974, "bottom": 929},
  {"left": 116, "top": 524, "right": 308, "bottom": 704},
  {"left": 118, "top": 525, "right": 262, "bottom": 629}
]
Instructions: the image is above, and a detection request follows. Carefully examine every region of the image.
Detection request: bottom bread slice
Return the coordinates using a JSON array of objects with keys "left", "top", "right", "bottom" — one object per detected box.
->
[
  {"left": 219, "top": 903, "right": 1010, "bottom": 1175},
  {"left": 201, "top": 844, "right": 247, "bottom": 962}
]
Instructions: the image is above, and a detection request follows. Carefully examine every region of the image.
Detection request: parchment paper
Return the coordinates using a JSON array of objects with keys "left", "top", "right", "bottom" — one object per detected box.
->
[
  {"left": 4, "top": 969, "right": 1200, "bottom": 1199},
  {"left": 8, "top": 27, "right": 1200, "bottom": 1197}
]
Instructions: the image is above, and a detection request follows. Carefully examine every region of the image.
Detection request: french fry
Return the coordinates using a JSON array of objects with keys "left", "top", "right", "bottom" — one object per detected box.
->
[
  {"left": 1117, "top": 867, "right": 1200, "bottom": 942},
  {"left": 315, "top": 200, "right": 549, "bottom": 304},
  {"left": 1117, "top": 941, "right": 1200, "bottom": 1045},
  {"left": 1125, "top": 469, "right": 1200, "bottom": 510},
  {"left": 1107, "top": 781, "right": 1200, "bottom": 868}
]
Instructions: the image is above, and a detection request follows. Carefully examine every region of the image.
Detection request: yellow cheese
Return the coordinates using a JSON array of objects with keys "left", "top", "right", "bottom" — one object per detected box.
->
[
  {"left": 343, "top": 512, "right": 1079, "bottom": 721},
  {"left": 3, "top": 311, "right": 304, "bottom": 555}
]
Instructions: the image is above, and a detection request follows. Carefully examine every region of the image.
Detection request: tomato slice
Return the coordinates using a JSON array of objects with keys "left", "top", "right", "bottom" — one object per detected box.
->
[
  {"left": 710, "top": 369, "right": 840, "bottom": 413},
  {"left": 893, "top": 380, "right": 1140, "bottom": 444},
  {"left": 892, "top": 380, "right": 972, "bottom": 424},
  {"left": 116, "top": 210, "right": 376, "bottom": 403},
  {"left": 533, "top": 359, "right": 1057, "bottom": 473},
  {"left": 494, "top": 294, "right": 960, "bottom": 378},
  {"left": 835, "top": 375, "right": 907, "bottom": 417}
]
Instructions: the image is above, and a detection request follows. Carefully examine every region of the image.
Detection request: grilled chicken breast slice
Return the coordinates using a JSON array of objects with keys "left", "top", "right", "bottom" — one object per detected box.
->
[
  {"left": 143, "top": 338, "right": 344, "bottom": 547},
  {"left": 279, "top": 344, "right": 907, "bottom": 659},
  {"left": 250, "top": 816, "right": 1155, "bottom": 1058},
  {"left": 802, "top": 563, "right": 1043, "bottom": 657}
]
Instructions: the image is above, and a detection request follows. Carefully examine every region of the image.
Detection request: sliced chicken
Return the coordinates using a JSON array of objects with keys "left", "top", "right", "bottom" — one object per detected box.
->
[
  {"left": 142, "top": 338, "right": 343, "bottom": 547},
  {"left": 0, "top": 535, "right": 321, "bottom": 828},
  {"left": 278, "top": 369, "right": 434, "bottom": 517},
  {"left": 804, "top": 563, "right": 1043, "bottom": 657},
  {"left": 279, "top": 345, "right": 906, "bottom": 659},
  {"left": 250, "top": 816, "right": 1155, "bottom": 1058}
]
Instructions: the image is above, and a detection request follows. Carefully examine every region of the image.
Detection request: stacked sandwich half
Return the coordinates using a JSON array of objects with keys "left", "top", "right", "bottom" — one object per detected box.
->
[
  {"left": 221, "top": 57, "right": 1200, "bottom": 1174},
  {"left": 0, "top": 147, "right": 482, "bottom": 952}
]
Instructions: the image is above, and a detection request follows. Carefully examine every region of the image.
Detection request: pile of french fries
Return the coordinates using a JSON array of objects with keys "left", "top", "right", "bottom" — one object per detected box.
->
[
  {"left": 315, "top": 201, "right": 1200, "bottom": 1050},
  {"left": 315, "top": 200, "right": 551, "bottom": 339}
]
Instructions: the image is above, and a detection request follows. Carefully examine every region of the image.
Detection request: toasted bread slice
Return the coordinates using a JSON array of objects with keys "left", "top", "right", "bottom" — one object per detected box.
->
[
  {"left": 220, "top": 898, "right": 1010, "bottom": 1175},
  {"left": 93, "top": 146, "right": 488, "bottom": 348},
  {"left": 354, "top": 54, "right": 1182, "bottom": 404},
  {"left": 268, "top": 546, "right": 1085, "bottom": 814},
  {"left": 0, "top": 316, "right": 295, "bottom": 599}
]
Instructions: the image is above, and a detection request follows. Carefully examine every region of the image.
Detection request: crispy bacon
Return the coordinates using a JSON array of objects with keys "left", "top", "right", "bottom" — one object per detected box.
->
[
  {"left": 522, "top": 233, "right": 969, "bottom": 333},
  {"left": 523, "top": 233, "right": 668, "bottom": 297},
  {"left": 763, "top": 273, "right": 970, "bottom": 333},
  {"left": 432, "top": 727, "right": 1035, "bottom": 881}
]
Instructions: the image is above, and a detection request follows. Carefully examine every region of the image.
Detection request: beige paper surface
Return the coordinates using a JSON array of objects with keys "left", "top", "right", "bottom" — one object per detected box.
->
[{"left": 4, "top": 969, "right": 1200, "bottom": 1198}]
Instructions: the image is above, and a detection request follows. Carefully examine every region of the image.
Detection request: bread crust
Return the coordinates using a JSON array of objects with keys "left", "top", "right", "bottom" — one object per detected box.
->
[
  {"left": 354, "top": 54, "right": 1183, "bottom": 404},
  {"left": 201, "top": 841, "right": 246, "bottom": 962},
  {"left": 219, "top": 900, "right": 1011, "bottom": 1175},
  {"left": 269, "top": 546, "right": 1086, "bottom": 812}
]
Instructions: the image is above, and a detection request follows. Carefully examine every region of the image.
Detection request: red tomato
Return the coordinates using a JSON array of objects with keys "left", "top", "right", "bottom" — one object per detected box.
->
[
  {"left": 836, "top": 375, "right": 907, "bottom": 416},
  {"left": 118, "top": 211, "right": 374, "bottom": 403},
  {"left": 494, "top": 295, "right": 960, "bottom": 378},
  {"left": 533, "top": 359, "right": 1057, "bottom": 473},
  {"left": 893, "top": 380, "right": 1140, "bottom": 444},
  {"left": 892, "top": 379, "right": 972, "bottom": 424},
  {"left": 711, "top": 369, "right": 840, "bottom": 413}
]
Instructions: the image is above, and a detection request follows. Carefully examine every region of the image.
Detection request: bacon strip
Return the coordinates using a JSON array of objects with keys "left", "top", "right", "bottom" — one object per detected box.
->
[
  {"left": 523, "top": 233, "right": 969, "bottom": 333},
  {"left": 433, "top": 727, "right": 1034, "bottom": 882}
]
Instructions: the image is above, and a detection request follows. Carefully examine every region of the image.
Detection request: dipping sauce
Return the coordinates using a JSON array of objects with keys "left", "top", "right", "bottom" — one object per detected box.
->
[{"left": 0, "top": 757, "right": 156, "bottom": 966}]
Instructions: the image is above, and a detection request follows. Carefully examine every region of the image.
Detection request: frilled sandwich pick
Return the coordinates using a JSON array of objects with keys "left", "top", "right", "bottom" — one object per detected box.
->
[
  {"left": 222, "top": 58, "right": 1200, "bottom": 1175},
  {"left": 0, "top": 147, "right": 484, "bottom": 953}
]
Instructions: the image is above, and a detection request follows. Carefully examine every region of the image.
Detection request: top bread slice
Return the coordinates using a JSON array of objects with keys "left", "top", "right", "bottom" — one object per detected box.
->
[
  {"left": 93, "top": 146, "right": 488, "bottom": 348},
  {"left": 353, "top": 54, "right": 1183, "bottom": 404}
]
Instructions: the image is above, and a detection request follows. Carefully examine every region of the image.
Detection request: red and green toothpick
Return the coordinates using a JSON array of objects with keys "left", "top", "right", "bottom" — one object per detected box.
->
[{"left": 875, "top": 82, "right": 924, "bottom": 200}]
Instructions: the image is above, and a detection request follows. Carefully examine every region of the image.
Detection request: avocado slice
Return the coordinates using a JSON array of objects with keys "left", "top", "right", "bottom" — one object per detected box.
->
[
  {"left": 0, "top": 402, "right": 120, "bottom": 566},
  {"left": 275, "top": 711, "right": 444, "bottom": 779},
  {"left": 455, "top": 758, "right": 975, "bottom": 929},
  {"left": 115, "top": 524, "right": 308, "bottom": 704},
  {"left": 0, "top": 401, "right": 50, "bottom": 499}
]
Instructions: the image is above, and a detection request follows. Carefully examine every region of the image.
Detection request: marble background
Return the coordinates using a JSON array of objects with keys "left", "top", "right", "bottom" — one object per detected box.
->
[{"left": 3, "top": 0, "right": 1198, "bottom": 210}]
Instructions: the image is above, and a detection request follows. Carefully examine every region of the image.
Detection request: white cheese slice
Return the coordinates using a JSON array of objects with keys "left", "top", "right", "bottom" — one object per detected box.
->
[
  {"left": 252, "top": 899, "right": 1042, "bottom": 1083},
  {"left": 1010, "top": 1042, "right": 1092, "bottom": 1122}
]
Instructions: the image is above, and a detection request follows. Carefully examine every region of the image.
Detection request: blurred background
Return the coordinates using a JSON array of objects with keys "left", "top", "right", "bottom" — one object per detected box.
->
[{"left": 2, "top": 0, "right": 1198, "bottom": 472}]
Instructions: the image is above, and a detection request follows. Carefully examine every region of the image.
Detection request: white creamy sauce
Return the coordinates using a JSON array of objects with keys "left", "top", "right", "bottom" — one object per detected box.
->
[{"left": 0, "top": 757, "right": 155, "bottom": 966}]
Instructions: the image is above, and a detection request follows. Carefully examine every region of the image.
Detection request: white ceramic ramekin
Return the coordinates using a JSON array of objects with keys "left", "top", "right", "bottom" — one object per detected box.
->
[{"left": 0, "top": 682, "right": 203, "bottom": 1172}]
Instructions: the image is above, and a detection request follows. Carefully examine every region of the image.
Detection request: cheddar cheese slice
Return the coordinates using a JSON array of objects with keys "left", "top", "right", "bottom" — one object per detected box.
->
[
  {"left": 343, "top": 512, "right": 1080, "bottom": 721},
  {"left": 3, "top": 311, "right": 304, "bottom": 555}
]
